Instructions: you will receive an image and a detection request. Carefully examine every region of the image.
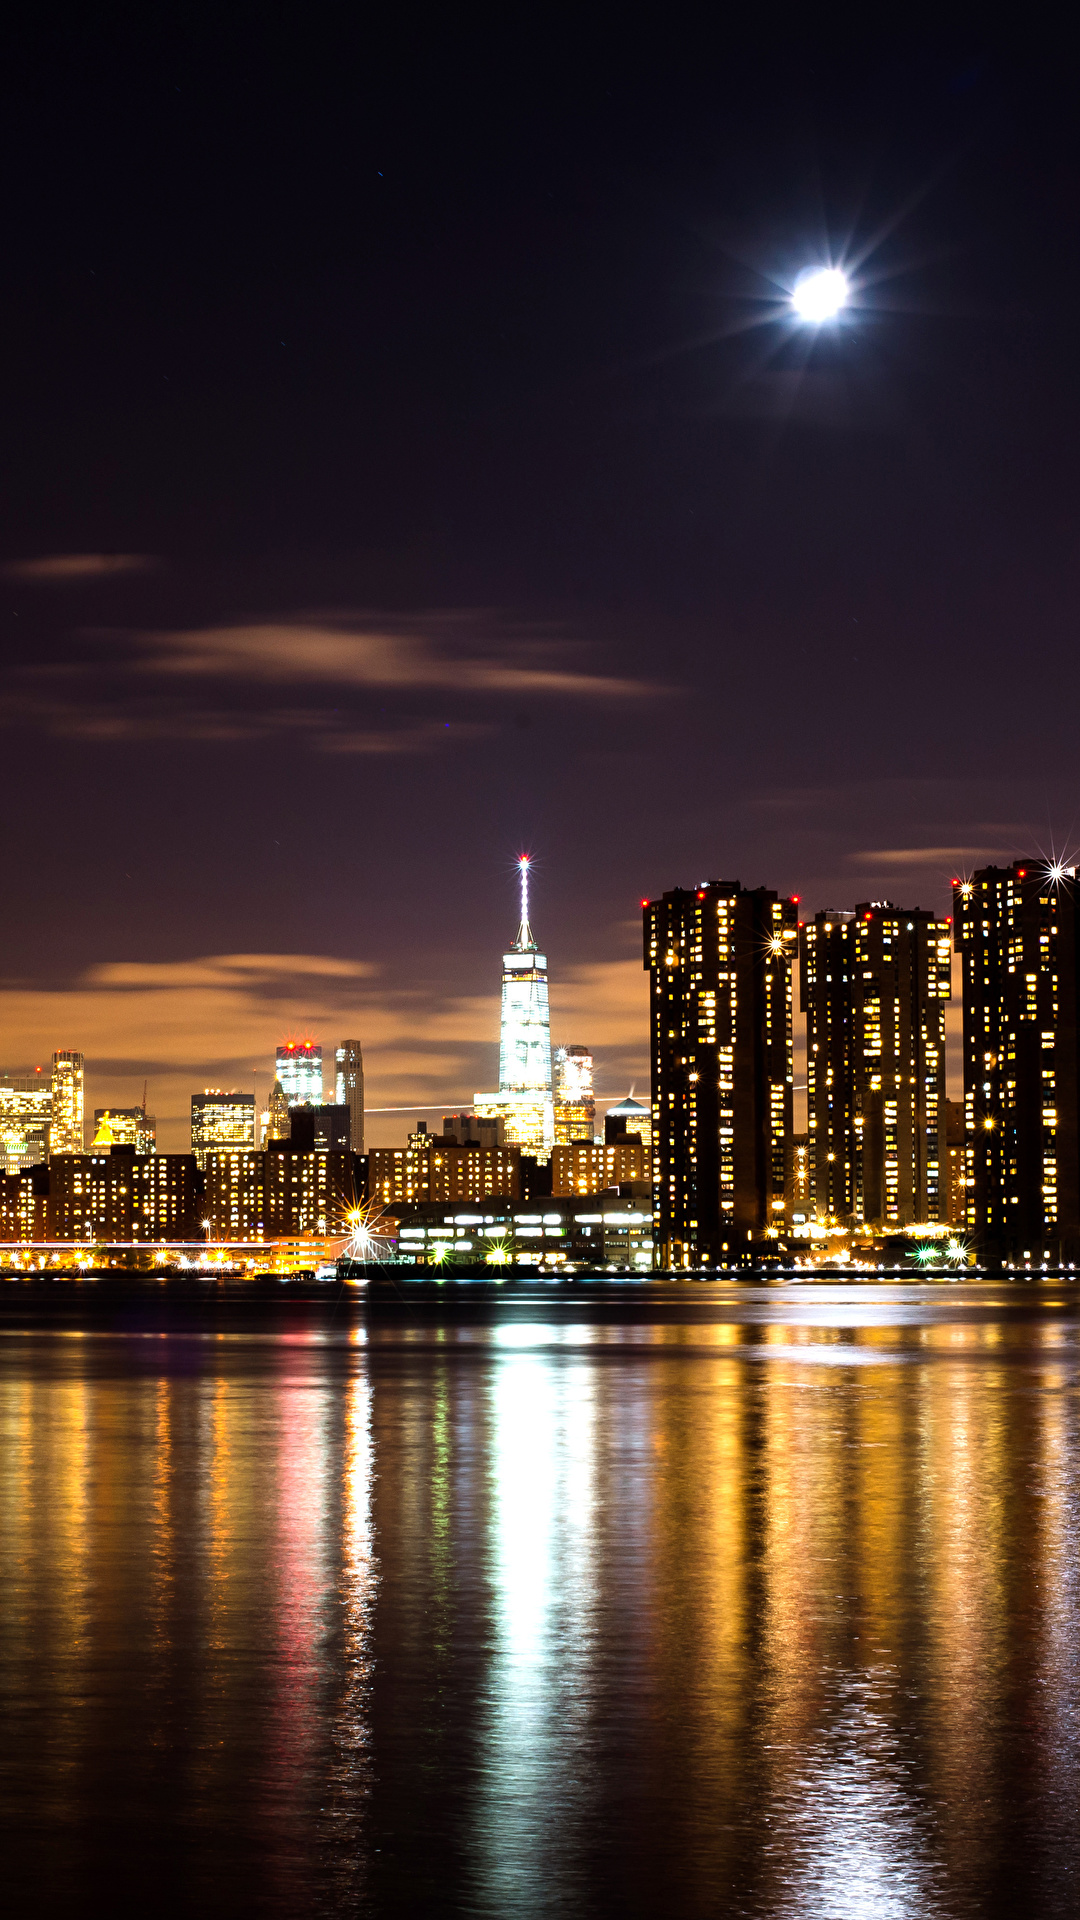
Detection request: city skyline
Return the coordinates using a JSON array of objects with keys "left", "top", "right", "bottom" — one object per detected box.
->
[{"left": 11, "top": 847, "right": 1079, "bottom": 1155}]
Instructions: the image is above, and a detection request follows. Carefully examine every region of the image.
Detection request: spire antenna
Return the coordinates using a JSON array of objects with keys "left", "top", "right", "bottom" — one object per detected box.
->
[{"left": 514, "top": 855, "right": 536, "bottom": 951}]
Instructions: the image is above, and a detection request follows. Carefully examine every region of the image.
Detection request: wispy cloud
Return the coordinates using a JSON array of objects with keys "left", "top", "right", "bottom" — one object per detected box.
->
[
  {"left": 848, "top": 845, "right": 1017, "bottom": 869},
  {"left": 2, "top": 553, "right": 156, "bottom": 581},
  {"left": 131, "top": 618, "right": 658, "bottom": 700},
  {"left": 1, "top": 690, "right": 487, "bottom": 754},
  {"left": 0, "top": 609, "right": 663, "bottom": 755}
]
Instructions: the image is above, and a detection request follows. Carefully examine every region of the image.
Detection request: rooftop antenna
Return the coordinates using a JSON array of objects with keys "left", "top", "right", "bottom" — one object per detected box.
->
[{"left": 514, "top": 854, "right": 536, "bottom": 951}]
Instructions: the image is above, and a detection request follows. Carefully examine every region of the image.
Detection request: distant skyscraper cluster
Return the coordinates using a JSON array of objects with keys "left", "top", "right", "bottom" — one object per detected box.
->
[{"left": 0, "top": 1035, "right": 366, "bottom": 1262}]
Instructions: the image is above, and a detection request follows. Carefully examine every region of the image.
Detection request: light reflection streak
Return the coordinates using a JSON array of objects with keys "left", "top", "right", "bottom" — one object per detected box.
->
[{"left": 476, "top": 1338, "right": 597, "bottom": 1910}]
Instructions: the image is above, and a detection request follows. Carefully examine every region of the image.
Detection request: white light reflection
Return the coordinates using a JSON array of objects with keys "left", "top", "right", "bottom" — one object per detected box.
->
[
  {"left": 770, "top": 1677, "right": 946, "bottom": 1918},
  {"left": 322, "top": 1371, "right": 377, "bottom": 1901},
  {"left": 475, "top": 1340, "right": 597, "bottom": 1908}
]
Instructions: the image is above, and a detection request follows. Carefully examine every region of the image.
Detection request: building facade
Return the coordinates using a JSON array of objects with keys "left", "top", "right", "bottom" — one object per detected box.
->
[
  {"left": 953, "top": 862, "right": 1080, "bottom": 1259},
  {"left": 93, "top": 1107, "right": 156, "bottom": 1154},
  {"left": 384, "top": 1196, "right": 653, "bottom": 1271},
  {"left": 800, "top": 911, "right": 857, "bottom": 1222},
  {"left": 264, "top": 1078, "right": 290, "bottom": 1144},
  {"left": 944, "top": 1097, "right": 966, "bottom": 1227},
  {"left": 551, "top": 1138, "right": 649, "bottom": 1196},
  {"left": 191, "top": 1091, "right": 255, "bottom": 1167},
  {"left": 47, "top": 1149, "right": 202, "bottom": 1242},
  {"left": 852, "top": 904, "right": 951, "bottom": 1226},
  {"left": 367, "top": 1123, "right": 521, "bottom": 1207},
  {"left": 644, "top": 880, "right": 798, "bottom": 1266},
  {"left": 604, "top": 1095, "right": 652, "bottom": 1150},
  {"left": 51, "top": 1052, "right": 84, "bottom": 1153},
  {"left": 276, "top": 1041, "right": 323, "bottom": 1107},
  {"left": 335, "top": 1040, "right": 365, "bottom": 1155},
  {"left": 553, "top": 1045, "right": 595, "bottom": 1144},
  {"left": 202, "top": 1147, "right": 358, "bottom": 1240},
  {"left": 801, "top": 903, "right": 951, "bottom": 1227},
  {"left": 0, "top": 1072, "right": 52, "bottom": 1173}
]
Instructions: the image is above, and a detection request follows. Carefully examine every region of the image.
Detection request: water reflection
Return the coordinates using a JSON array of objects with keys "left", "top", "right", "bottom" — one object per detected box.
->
[
  {"left": 0, "top": 1295, "right": 1078, "bottom": 1916},
  {"left": 475, "top": 1350, "right": 598, "bottom": 1911}
]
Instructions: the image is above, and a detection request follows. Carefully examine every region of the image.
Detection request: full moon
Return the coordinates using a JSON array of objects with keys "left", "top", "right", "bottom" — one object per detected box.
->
[{"left": 791, "top": 267, "right": 849, "bottom": 323}]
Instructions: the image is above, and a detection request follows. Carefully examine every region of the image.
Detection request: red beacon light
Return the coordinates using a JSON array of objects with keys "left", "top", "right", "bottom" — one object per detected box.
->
[{"left": 640, "top": 897, "right": 649, "bottom": 909}]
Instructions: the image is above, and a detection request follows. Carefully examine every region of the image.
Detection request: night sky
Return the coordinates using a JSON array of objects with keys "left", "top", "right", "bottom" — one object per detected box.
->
[{"left": 3, "top": 12, "right": 1080, "bottom": 1145}]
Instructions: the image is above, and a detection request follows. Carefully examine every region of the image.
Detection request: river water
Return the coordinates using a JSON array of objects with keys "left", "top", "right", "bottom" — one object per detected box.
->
[{"left": 1, "top": 1282, "right": 1079, "bottom": 1917}]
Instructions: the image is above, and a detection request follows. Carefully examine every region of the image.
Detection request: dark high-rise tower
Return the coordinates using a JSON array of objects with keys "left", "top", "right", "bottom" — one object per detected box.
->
[
  {"left": 644, "top": 880, "right": 798, "bottom": 1267},
  {"left": 953, "top": 862, "right": 1080, "bottom": 1260}
]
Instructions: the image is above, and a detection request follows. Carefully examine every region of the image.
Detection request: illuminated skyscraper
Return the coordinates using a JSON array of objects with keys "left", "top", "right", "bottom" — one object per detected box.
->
[
  {"left": 554, "top": 1045, "right": 594, "bottom": 1144},
  {"left": 335, "top": 1040, "right": 364, "bottom": 1155},
  {"left": 644, "top": 880, "right": 798, "bottom": 1266},
  {"left": 954, "top": 861, "right": 1080, "bottom": 1260},
  {"left": 0, "top": 1070, "right": 52, "bottom": 1173},
  {"left": 50, "top": 1051, "right": 84, "bottom": 1153},
  {"left": 276, "top": 1041, "right": 322, "bottom": 1107},
  {"left": 800, "top": 910, "right": 857, "bottom": 1222},
  {"left": 475, "top": 858, "right": 554, "bottom": 1156},
  {"left": 851, "top": 903, "right": 950, "bottom": 1226},
  {"left": 190, "top": 1090, "right": 255, "bottom": 1168},
  {"left": 93, "top": 1107, "right": 156, "bottom": 1154},
  {"left": 801, "top": 903, "right": 951, "bottom": 1226}
]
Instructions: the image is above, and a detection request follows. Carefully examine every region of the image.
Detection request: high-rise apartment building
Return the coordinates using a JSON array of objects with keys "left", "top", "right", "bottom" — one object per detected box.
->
[
  {"left": 276, "top": 1041, "right": 323, "bottom": 1108},
  {"left": 801, "top": 903, "right": 951, "bottom": 1226},
  {"left": 92, "top": 1107, "right": 156, "bottom": 1154},
  {"left": 853, "top": 905, "right": 951, "bottom": 1226},
  {"left": 475, "top": 858, "right": 554, "bottom": 1156},
  {"left": 953, "top": 862, "right": 1080, "bottom": 1259},
  {"left": 335, "top": 1040, "right": 364, "bottom": 1155},
  {"left": 644, "top": 881, "right": 798, "bottom": 1266},
  {"left": 553, "top": 1046, "right": 595, "bottom": 1144},
  {"left": 50, "top": 1052, "right": 84, "bottom": 1153},
  {"left": 800, "top": 911, "right": 857, "bottom": 1221},
  {"left": 0, "top": 1072, "right": 52, "bottom": 1173},
  {"left": 190, "top": 1091, "right": 255, "bottom": 1168}
]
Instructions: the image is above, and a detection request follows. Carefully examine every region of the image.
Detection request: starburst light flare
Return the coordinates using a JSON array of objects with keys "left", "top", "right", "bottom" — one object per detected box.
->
[{"left": 791, "top": 266, "right": 850, "bottom": 323}]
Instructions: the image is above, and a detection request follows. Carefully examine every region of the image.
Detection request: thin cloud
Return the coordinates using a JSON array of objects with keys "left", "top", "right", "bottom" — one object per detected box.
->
[
  {"left": 0, "top": 691, "right": 489, "bottom": 755},
  {"left": 848, "top": 846, "right": 1015, "bottom": 868},
  {"left": 133, "top": 619, "right": 659, "bottom": 701},
  {"left": 3, "top": 553, "right": 156, "bottom": 581}
]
